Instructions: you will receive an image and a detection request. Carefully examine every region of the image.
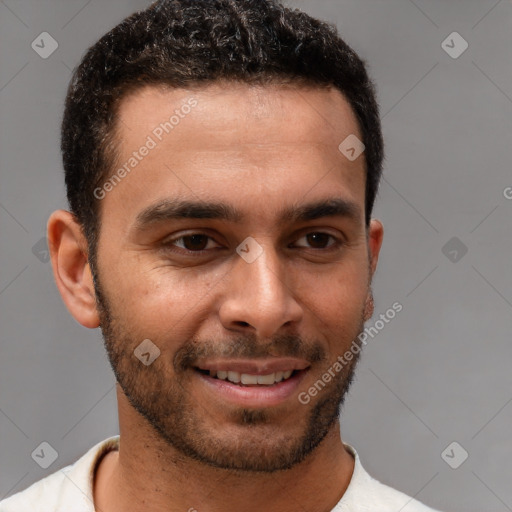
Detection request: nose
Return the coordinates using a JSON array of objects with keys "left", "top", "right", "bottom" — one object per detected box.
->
[{"left": 218, "top": 243, "right": 303, "bottom": 338}]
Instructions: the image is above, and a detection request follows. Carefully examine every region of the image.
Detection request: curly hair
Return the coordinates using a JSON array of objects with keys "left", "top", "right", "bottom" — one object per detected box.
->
[{"left": 61, "top": 0, "right": 384, "bottom": 268}]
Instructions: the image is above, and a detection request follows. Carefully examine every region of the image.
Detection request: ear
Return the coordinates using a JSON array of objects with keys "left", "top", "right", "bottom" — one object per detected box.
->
[
  {"left": 363, "top": 218, "right": 384, "bottom": 321},
  {"left": 367, "top": 218, "right": 384, "bottom": 277},
  {"left": 47, "top": 210, "right": 100, "bottom": 328}
]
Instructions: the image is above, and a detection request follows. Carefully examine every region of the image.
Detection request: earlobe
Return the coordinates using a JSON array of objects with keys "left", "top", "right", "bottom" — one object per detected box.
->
[{"left": 47, "top": 210, "right": 100, "bottom": 329}]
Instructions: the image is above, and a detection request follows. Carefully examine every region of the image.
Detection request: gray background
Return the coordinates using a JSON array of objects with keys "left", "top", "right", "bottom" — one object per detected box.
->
[{"left": 1, "top": 1, "right": 511, "bottom": 511}]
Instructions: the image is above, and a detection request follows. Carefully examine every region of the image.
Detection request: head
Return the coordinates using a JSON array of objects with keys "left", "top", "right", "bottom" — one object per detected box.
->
[{"left": 49, "top": 0, "right": 384, "bottom": 472}]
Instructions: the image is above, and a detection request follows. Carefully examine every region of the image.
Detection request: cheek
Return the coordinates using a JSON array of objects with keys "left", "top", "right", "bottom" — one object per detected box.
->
[
  {"left": 294, "top": 262, "right": 368, "bottom": 332},
  {"left": 104, "top": 262, "right": 217, "bottom": 340},
  {"left": 308, "top": 284, "right": 366, "bottom": 325}
]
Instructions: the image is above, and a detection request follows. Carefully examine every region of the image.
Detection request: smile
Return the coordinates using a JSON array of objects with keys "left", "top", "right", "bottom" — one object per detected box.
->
[
  {"left": 198, "top": 369, "right": 295, "bottom": 386},
  {"left": 192, "top": 359, "right": 310, "bottom": 407}
]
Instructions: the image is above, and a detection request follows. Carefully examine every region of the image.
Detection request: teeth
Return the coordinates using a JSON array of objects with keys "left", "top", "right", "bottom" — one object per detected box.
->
[
  {"left": 257, "top": 373, "right": 276, "bottom": 385},
  {"left": 227, "top": 371, "right": 241, "bottom": 383},
  {"left": 241, "top": 373, "right": 259, "bottom": 385},
  {"left": 206, "top": 369, "right": 296, "bottom": 385}
]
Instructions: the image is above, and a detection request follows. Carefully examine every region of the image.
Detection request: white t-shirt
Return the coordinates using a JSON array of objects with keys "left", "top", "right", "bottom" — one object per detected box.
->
[{"left": 0, "top": 436, "right": 441, "bottom": 512}]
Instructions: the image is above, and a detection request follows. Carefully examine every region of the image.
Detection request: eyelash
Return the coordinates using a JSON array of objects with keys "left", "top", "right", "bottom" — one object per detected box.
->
[{"left": 162, "top": 232, "right": 344, "bottom": 256}]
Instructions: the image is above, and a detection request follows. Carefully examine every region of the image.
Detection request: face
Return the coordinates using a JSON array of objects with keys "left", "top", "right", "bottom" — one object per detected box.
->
[{"left": 91, "top": 82, "right": 382, "bottom": 472}]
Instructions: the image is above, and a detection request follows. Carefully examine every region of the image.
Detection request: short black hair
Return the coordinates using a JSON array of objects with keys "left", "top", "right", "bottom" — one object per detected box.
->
[{"left": 61, "top": 0, "right": 384, "bottom": 269}]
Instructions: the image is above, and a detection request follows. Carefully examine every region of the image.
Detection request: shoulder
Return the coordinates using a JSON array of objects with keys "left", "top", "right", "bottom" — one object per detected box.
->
[
  {"left": 0, "top": 436, "right": 120, "bottom": 512},
  {"left": 334, "top": 443, "right": 442, "bottom": 512}
]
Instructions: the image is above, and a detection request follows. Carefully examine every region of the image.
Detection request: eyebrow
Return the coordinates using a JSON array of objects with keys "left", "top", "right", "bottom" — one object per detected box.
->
[{"left": 133, "top": 197, "right": 362, "bottom": 231}]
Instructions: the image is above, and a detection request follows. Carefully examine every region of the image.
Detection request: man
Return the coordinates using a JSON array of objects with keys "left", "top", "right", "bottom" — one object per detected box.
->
[{"left": 0, "top": 0, "right": 441, "bottom": 511}]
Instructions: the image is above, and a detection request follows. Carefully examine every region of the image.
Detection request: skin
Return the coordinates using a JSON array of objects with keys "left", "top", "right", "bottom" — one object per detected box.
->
[{"left": 47, "top": 82, "right": 383, "bottom": 512}]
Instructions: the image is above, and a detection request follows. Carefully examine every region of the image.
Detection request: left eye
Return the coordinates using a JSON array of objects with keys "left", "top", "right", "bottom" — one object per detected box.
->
[
  {"left": 293, "top": 232, "right": 339, "bottom": 249},
  {"left": 171, "top": 234, "right": 220, "bottom": 251}
]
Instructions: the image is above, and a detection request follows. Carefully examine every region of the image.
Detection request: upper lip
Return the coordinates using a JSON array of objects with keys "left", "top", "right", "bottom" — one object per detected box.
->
[{"left": 195, "top": 358, "right": 310, "bottom": 375}]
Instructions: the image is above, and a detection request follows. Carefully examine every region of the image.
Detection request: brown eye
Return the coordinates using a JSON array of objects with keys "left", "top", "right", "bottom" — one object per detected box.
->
[
  {"left": 164, "top": 232, "right": 221, "bottom": 254},
  {"left": 294, "top": 232, "right": 338, "bottom": 249},
  {"left": 305, "top": 233, "right": 332, "bottom": 249},
  {"left": 180, "top": 234, "right": 210, "bottom": 251}
]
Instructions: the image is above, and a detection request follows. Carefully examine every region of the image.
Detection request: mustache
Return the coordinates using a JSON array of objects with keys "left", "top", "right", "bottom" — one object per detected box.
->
[{"left": 174, "top": 333, "right": 327, "bottom": 372}]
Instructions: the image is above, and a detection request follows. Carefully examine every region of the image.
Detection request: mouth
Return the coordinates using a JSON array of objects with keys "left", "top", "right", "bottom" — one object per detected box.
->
[
  {"left": 195, "top": 368, "right": 298, "bottom": 386},
  {"left": 192, "top": 359, "right": 310, "bottom": 407}
]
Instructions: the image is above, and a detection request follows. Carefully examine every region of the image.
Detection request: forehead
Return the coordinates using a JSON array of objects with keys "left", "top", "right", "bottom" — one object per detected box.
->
[
  {"left": 102, "top": 82, "right": 366, "bottom": 229},
  {"left": 116, "top": 81, "right": 362, "bottom": 147}
]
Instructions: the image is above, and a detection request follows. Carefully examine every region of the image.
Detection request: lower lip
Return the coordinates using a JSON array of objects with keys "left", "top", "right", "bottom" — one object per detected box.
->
[{"left": 196, "top": 369, "right": 308, "bottom": 407}]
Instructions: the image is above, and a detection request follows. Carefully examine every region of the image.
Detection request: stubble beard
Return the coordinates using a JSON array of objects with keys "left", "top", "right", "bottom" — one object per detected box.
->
[{"left": 92, "top": 269, "right": 366, "bottom": 473}]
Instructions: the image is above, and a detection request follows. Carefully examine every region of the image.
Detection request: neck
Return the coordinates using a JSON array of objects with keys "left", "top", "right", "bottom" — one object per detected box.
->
[{"left": 94, "top": 387, "right": 355, "bottom": 512}]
